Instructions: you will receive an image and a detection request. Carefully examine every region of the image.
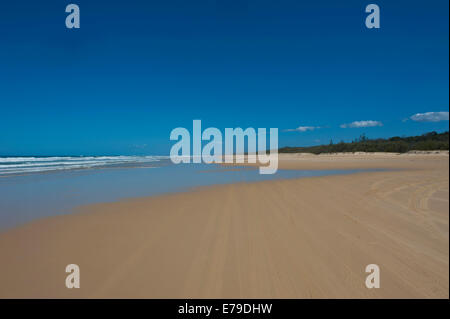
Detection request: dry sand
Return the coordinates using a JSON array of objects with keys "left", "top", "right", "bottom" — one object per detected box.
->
[{"left": 0, "top": 153, "right": 448, "bottom": 298}]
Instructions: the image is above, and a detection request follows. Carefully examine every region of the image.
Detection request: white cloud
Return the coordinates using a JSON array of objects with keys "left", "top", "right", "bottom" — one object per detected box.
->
[
  {"left": 340, "top": 120, "right": 383, "bottom": 128},
  {"left": 284, "top": 126, "right": 319, "bottom": 132},
  {"left": 410, "top": 111, "right": 449, "bottom": 122}
]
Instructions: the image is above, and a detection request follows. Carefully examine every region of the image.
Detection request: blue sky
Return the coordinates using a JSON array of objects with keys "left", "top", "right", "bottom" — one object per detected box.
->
[{"left": 0, "top": 0, "right": 448, "bottom": 155}]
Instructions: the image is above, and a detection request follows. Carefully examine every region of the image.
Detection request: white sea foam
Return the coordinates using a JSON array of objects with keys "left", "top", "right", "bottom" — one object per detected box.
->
[{"left": 0, "top": 156, "right": 169, "bottom": 176}]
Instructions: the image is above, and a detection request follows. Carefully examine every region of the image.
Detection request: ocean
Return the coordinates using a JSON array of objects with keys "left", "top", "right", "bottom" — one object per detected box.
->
[{"left": 0, "top": 156, "right": 169, "bottom": 176}]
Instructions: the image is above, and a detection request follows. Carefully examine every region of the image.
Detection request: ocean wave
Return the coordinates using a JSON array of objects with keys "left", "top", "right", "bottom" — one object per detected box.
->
[{"left": 0, "top": 156, "right": 169, "bottom": 176}]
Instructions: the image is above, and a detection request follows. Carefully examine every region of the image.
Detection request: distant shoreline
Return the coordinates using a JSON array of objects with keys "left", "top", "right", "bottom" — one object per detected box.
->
[{"left": 279, "top": 131, "right": 449, "bottom": 154}]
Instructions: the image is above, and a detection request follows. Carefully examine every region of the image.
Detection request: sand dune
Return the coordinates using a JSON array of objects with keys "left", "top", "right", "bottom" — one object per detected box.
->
[{"left": 0, "top": 153, "right": 448, "bottom": 298}]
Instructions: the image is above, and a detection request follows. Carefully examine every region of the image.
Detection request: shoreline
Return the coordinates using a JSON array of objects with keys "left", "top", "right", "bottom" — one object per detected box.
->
[
  {"left": 0, "top": 153, "right": 448, "bottom": 298},
  {"left": 224, "top": 151, "right": 449, "bottom": 171},
  {"left": 0, "top": 167, "right": 385, "bottom": 232}
]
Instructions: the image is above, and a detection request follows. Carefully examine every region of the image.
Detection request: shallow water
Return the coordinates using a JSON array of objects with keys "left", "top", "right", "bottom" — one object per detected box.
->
[{"left": 0, "top": 161, "right": 378, "bottom": 230}]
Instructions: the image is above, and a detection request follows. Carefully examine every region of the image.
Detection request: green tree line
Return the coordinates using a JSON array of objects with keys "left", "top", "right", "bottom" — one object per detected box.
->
[{"left": 279, "top": 131, "right": 449, "bottom": 154}]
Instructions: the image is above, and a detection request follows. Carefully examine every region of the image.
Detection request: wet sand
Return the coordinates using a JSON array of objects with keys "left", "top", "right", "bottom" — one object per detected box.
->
[{"left": 0, "top": 153, "right": 448, "bottom": 298}]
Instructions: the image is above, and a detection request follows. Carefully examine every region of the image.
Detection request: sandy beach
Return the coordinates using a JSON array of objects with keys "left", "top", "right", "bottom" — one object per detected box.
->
[{"left": 0, "top": 153, "right": 448, "bottom": 298}]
